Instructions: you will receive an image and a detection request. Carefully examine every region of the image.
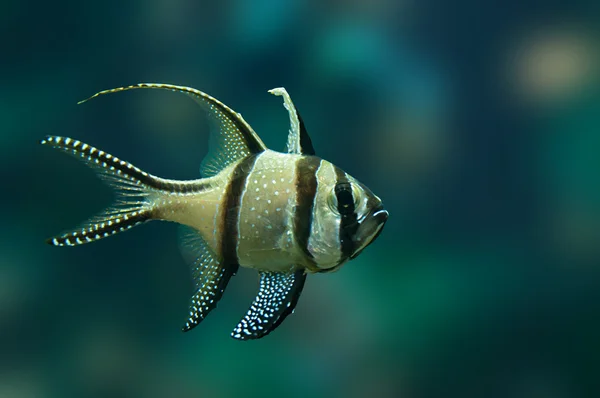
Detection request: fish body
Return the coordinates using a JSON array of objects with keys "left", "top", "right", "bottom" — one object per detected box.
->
[{"left": 43, "top": 84, "right": 388, "bottom": 340}]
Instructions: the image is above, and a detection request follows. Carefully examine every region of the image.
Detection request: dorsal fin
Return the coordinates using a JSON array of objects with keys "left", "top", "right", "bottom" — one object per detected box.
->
[
  {"left": 78, "top": 83, "right": 268, "bottom": 177},
  {"left": 268, "top": 88, "right": 315, "bottom": 155}
]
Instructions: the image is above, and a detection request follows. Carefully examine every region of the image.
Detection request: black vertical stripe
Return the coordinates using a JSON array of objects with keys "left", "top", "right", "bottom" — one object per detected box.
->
[
  {"left": 294, "top": 156, "right": 321, "bottom": 267},
  {"left": 221, "top": 154, "right": 261, "bottom": 267},
  {"left": 334, "top": 168, "right": 358, "bottom": 260}
]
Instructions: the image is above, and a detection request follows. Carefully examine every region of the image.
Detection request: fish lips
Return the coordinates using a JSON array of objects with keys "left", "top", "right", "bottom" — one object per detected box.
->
[{"left": 350, "top": 207, "right": 388, "bottom": 260}]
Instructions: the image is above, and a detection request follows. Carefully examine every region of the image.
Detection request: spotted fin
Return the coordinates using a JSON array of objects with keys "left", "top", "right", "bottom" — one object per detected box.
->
[
  {"left": 269, "top": 87, "right": 315, "bottom": 155},
  {"left": 78, "top": 83, "right": 268, "bottom": 177},
  {"left": 178, "top": 226, "right": 238, "bottom": 331},
  {"left": 231, "top": 269, "right": 306, "bottom": 340},
  {"left": 41, "top": 136, "right": 156, "bottom": 246}
]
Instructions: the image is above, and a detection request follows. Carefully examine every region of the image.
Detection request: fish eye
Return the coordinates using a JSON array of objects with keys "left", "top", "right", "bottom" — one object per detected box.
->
[
  {"left": 335, "top": 183, "right": 354, "bottom": 215},
  {"left": 329, "top": 182, "right": 360, "bottom": 215}
]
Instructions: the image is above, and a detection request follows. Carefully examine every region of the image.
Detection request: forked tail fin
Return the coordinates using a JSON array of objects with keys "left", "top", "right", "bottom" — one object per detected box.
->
[{"left": 41, "top": 136, "right": 161, "bottom": 246}]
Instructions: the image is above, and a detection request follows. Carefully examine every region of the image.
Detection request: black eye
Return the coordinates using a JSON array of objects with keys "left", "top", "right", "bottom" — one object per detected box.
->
[{"left": 335, "top": 182, "right": 355, "bottom": 215}]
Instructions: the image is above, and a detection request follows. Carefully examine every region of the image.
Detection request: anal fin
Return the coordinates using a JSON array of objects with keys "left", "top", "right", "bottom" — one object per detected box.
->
[
  {"left": 179, "top": 227, "right": 238, "bottom": 331},
  {"left": 231, "top": 269, "right": 306, "bottom": 340}
]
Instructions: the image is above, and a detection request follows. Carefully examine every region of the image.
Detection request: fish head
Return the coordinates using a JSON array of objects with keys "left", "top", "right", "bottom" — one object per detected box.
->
[
  {"left": 308, "top": 160, "right": 388, "bottom": 271},
  {"left": 336, "top": 173, "right": 388, "bottom": 261}
]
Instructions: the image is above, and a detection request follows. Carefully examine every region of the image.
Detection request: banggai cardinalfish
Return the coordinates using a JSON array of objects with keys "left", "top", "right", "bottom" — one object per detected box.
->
[{"left": 42, "top": 84, "right": 388, "bottom": 340}]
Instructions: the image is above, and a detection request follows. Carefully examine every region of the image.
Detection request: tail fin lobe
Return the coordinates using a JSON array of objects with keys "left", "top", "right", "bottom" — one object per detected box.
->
[
  {"left": 41, "top": 136, "right": 156, "bottom": 190},
  {"left": 42, "top": 136, "right": 157, "bottom": 246},
  {"left": 46, "top": 210, "right": 152, "bottom": 246}
]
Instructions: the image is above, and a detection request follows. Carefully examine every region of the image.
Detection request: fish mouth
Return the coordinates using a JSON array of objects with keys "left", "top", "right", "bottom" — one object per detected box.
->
[{"left": 350, "top": 207, "right": 388, "bottom": 260}]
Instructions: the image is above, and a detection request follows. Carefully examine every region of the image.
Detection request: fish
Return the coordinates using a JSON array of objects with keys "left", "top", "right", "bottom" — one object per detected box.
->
[{"left": 42, "top": 83, "right": 389, "bottom": 340}]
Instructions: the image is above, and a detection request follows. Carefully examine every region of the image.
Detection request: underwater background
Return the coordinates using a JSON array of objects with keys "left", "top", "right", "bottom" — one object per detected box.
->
[{"left": 1, "top": 0, "right": 600, "bottom": 397}]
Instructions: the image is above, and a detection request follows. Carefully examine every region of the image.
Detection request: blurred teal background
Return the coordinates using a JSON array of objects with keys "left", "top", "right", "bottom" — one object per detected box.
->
[{"left": 1, "top": 0, "right": 600, "bottom": 397}]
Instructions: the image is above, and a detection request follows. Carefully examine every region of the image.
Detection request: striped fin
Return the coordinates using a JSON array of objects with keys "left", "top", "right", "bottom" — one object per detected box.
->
[
  {"left": 179, "top": 226, "right": 238, "bottom": 331},
  {"left": 231, "top": 269, "right": 306, "bottom": 340},
  {"left": 269, "top": 87, "right": 315, "bottom": 155},
  {"left": 78, "top": 83, "right": 267, "bottom": 177},
  {"left": 41, "top": 135, "right": 158, "bottom": 246}
]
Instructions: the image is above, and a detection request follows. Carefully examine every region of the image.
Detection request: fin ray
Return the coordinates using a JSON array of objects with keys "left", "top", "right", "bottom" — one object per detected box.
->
[{"left": 231, "top": 269, "right": 306, "bottom": 340}]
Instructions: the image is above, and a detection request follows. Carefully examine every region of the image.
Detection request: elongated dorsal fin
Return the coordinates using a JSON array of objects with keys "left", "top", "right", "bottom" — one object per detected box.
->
[
  {"left": 178, "top": 226, "right": 238, "bottom": 331},
  {"left": 231, "top": 269, "right": 306, "bottom": 340},
  {"left": 79, "top": 83, "right": 267, "bottom": 177},
  {"left": 268, "top": 88, "right": 315, "bottom": 155}
]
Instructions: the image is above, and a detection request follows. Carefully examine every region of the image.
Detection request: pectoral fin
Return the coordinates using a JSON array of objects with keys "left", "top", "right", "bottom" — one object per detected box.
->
[
  {"left": 269, "top": 87, "right": 315, "bottom": 155},
  {"left": 179, "top": 227, "right": 238, "bottom": 331},
  {"left": 231, "top": 269, "right": 306, "bottom": 340}
]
